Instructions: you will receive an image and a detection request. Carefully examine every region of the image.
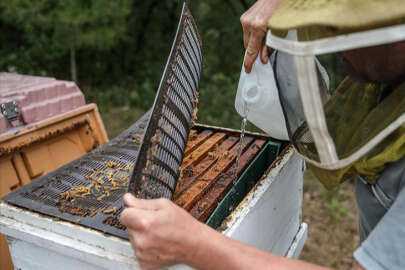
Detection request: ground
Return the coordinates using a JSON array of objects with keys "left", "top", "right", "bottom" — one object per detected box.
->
[
  {"left": 102, "top": 108, "right": 360, "bottom": 269},
  {"left": 101, "top": 106, "right": 146, "bottom": 138},
  {"left": 301, "top": 170, "right": 359, "bottom": 269}
]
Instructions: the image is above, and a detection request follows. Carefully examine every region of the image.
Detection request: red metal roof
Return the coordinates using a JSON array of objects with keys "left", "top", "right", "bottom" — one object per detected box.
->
[{"left": 0, "top": 73, "right": 85, "bottom": 133}]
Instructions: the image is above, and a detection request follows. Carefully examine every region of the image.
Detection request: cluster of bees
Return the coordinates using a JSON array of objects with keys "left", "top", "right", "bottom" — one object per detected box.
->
[
  {"left": 58, "top": 160, "right": 133, "bottom": 219},
  {"left": 132, "top": 136, "right": 142, "bottom": 144},
  {"left": 190, "top": 92, "right": 199, "bottom": 127},
  {"left": 188, "top": 129, "right": 198, "bottom": 141},
  {"left": 57, "top": 124, "right": 205, "bottom": 229},
  {"left": 103, "top": 216, "right": 126, "bottom": 230}
]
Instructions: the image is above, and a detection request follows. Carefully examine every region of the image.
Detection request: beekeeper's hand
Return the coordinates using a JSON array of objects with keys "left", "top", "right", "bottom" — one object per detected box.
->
[
  {"left": 120, "top": 193, "right": 206, "bottom": 270},
  {"left": 121, "top": 193, "right": 336, "bottom": 270},
  {"left": 240, "top": 0, "right": 282, "bottom": 73}
]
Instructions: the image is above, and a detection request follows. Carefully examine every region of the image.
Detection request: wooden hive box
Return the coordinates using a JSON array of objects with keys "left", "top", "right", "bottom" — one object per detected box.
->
[{"left": 0, "top": 73, "right": 108, "bottom": 270}]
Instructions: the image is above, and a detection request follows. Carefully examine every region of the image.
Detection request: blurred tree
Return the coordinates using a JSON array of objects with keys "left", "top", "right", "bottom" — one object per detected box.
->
[
  {"left": 1, "top": 0, "right": 131, "bottom": 82},
  {"left": 0, "top": 0, "right": 263, "bottom": 130},
  {"left": 190, "top": 0, "right": 257, "bottom": 128}
]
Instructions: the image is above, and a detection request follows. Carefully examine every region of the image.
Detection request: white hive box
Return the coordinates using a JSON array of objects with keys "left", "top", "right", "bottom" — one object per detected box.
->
[{"left": 0, "top": 144, "right": 306, "bottom": 269}]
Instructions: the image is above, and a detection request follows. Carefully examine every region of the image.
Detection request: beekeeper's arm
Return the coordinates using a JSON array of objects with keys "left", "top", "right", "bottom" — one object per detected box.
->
[{"left": 121, "top": 193, "right": 331, "bottom": 270}]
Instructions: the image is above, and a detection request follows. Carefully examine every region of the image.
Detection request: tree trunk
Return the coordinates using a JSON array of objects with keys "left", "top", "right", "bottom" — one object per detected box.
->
[
  {"left": 135, "top": 0, "right": 160, "bottom": 54},
  {"left": 70, "top": 37, "right": 78, "bottom": 83},
  {"left": 239, "top": 0, "right": 249, "bottom": 10}
]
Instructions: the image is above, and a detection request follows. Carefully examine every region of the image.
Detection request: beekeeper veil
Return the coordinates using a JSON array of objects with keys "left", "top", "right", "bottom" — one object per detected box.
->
[{"left": 266, "top": 0, "right": 405, "bottom": 174}]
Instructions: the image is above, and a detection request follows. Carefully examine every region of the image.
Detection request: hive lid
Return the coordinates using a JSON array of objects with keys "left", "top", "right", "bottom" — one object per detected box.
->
[
  {"left": 0, "top": 73, "right": 85, "bottom": 134},
  {"left": 128, "top": 2, "right": 203, "bottom": 199}
]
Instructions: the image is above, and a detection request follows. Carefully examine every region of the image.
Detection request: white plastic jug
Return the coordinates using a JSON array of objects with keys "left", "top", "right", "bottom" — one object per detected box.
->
[{"left": 235, "top": 56, "right": 289, "bottom": 140}]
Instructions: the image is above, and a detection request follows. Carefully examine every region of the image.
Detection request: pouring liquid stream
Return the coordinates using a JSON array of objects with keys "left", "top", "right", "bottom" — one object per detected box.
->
[{"left": 232, "top": 101, "right": 249, "bottom": 184}]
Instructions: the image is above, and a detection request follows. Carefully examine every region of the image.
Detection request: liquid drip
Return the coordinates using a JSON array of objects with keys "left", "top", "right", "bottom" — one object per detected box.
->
[{"left": 232, "top": 101, "right": 248, "bottom": 184}]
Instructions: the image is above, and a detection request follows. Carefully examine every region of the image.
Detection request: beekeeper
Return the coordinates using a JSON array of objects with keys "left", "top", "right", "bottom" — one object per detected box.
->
[{"left": 121, "top": 0, "right": 405, "bottom": 269}]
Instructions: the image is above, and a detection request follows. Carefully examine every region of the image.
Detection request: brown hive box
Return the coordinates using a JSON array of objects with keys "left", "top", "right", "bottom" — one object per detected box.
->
[{"left": 0, "top": 73, "right": 108, "bottom": 270}]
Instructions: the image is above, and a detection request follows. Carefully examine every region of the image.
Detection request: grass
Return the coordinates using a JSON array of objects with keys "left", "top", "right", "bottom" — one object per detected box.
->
[
  {"left": 301, "top": 170, "right": 359, "bottom": 269},
  {"left": 100, "top": 106, "right": 146, "bottom": 138},
  {"left": 101, "top": 107, "right": 360, "bottom": 269}
]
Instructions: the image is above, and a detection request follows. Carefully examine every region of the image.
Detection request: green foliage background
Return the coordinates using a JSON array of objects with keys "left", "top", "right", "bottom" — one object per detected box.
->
[
  {"left": 0, "top": 3, "right": 360, "bottom": 267},
  {"left": 1, "top": 0, "right": 258, "bottom": 136}
]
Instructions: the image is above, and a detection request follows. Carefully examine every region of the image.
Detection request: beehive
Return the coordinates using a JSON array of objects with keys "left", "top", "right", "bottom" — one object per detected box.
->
[
  {"left": 0, "top": 140, "right": 307, "bottom": 270},
  {"left": 3, "top": 110, "right": 278, "bottom": 240}
]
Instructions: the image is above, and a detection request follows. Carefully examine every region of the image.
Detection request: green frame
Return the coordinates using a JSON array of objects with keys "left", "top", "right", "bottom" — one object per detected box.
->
[{"left": 206, "top": 141, "right": 281, "bottom": 228}]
